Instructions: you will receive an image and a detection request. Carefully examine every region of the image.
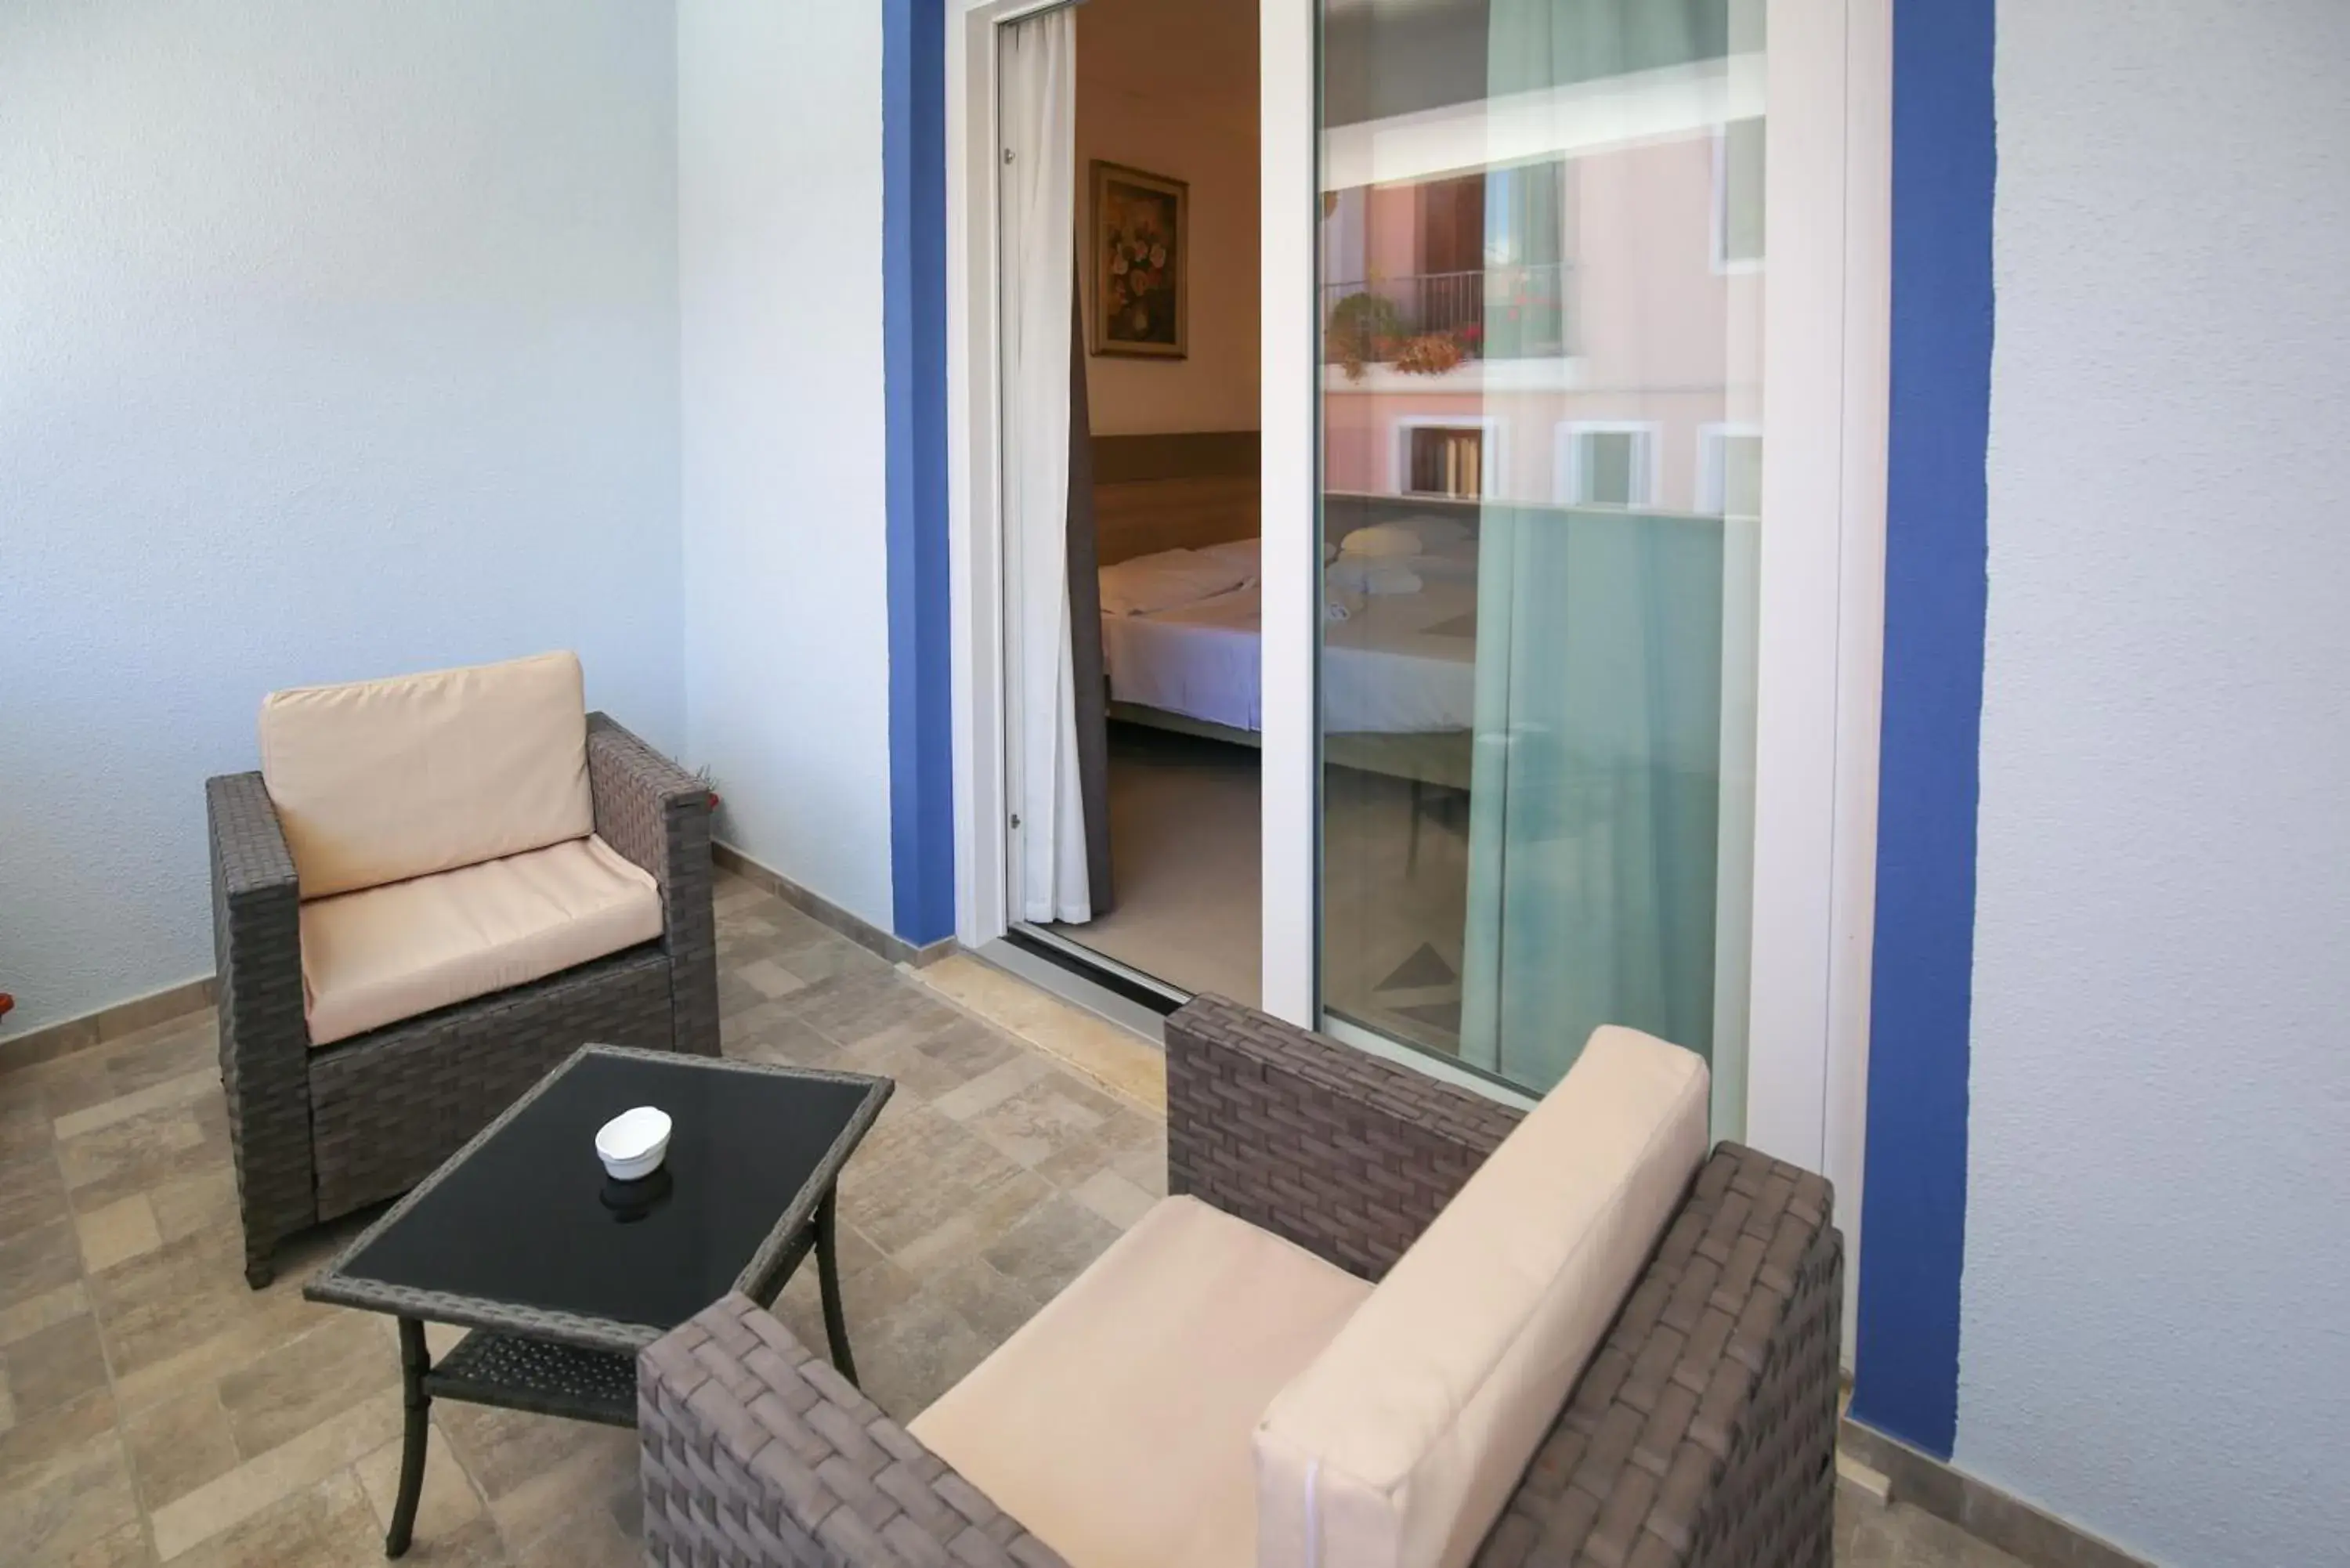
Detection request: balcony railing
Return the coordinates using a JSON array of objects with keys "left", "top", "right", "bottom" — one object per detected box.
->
[{"left": 1321, "top": 263, "right": 1571, "bottom": 368}]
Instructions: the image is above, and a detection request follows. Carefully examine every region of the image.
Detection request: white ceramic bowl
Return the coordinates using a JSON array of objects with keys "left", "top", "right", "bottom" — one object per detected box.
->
[{"left": 595, "top": 1105, "right": 671, "bottom": 1182}]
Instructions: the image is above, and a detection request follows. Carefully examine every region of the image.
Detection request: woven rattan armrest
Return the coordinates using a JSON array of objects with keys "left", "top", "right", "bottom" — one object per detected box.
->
[
  {"left": 1166, "top": 998, "right": 1842, "bottom": 1567},
  {"left": 205, "top": 771, "right": 316, "bottom": 1284},
  {"left": 1477, "top": 1143, "right": 1842, "bottom": 1568},
  {"left": 640, "top": 1295, "right": 1072, "bottom": 1568},
  {"left": 1164, "top": 992, "right": 1526, "bottom": 1280},
  {"left": 586, "top": 712, "right": 718, "bottom": 1055}
]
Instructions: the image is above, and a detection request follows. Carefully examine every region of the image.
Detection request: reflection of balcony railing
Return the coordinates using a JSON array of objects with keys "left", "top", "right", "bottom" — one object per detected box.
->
[{"left": 1321, "top": 264, "right": 1571, "bottom": 367}]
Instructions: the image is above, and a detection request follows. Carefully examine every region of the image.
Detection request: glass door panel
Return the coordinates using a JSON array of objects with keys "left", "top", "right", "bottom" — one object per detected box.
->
[{"left": 1317, "top": 0, "right": 1763, "bottom": 1122}]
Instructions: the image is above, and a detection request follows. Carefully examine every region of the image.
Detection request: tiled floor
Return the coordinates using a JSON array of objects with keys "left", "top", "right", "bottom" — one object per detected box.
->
[{"left": 0, "top": 868, "right": 2026, "bottom": 1567}]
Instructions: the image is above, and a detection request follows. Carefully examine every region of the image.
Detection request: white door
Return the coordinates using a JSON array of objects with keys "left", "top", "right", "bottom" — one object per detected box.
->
[{"left": 1257, "top": 0, "right": 1889, "bottom": 1216}]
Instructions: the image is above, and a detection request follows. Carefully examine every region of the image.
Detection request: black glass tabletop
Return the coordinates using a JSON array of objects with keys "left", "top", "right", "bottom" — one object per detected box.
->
[{"left": 306, "top": 1045, "right": 889, "bottom": 1346}]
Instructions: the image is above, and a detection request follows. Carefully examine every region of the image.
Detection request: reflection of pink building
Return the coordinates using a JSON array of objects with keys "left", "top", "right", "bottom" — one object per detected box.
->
[{"left": 1321, "top": 125, "right": 1763, "bottom": 515}]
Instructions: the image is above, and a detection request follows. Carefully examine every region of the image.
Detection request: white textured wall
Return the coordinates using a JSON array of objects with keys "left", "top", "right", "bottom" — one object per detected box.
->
[
  {"left": 678, "top": 0, "right": 895, "bottom": 928},
  {"left": 1964, "top": 5, "right": 2350, "bottom": 1564},
  {"left": 0, "top": 0, "right": 684, "bottom": 1035}
]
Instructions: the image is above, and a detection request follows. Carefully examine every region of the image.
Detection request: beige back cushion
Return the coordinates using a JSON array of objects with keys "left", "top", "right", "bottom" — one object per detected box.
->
[
  {"left": 1254, "top": 1027, "right": 1710, "bottom": 1568},
  {"left": 259, "top": 651, "right": 593, "bottom": 899}
]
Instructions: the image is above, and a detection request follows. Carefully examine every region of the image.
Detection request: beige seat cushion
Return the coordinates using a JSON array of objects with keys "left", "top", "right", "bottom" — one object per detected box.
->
[
  {"left": 908, "top": 1195, "right": 1371, "bottom": 1568},
  {"left": 300, "top": 836, "right": 660, "bottom": 1046},
  {"left": 260, "top": 650, "right": 593, "bottom": 899},
  {"left": 1256, "top": 1028, "right": 1710, "bottom": 1568}
]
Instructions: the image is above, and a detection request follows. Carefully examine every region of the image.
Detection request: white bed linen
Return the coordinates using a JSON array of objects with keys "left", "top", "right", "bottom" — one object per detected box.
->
[
  {"left": 1098, "top": 547, "right": 1254, "bottom": 617},
  {"left": 1102, "top": 568, "right": 1477, "bottom": 734}
]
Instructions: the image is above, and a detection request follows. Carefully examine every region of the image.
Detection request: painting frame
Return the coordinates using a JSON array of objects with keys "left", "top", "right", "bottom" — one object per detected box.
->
[{"left": 1090, "top": 160, "right": 1188, "bottom": 359}]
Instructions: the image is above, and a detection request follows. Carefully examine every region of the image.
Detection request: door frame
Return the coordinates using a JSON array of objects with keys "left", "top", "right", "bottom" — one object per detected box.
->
[{"left": 945, "top": 0, "right": 1889, "bottom": 1290}]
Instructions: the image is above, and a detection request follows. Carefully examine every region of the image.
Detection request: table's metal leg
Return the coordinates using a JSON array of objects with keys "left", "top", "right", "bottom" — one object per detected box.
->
[
  {"left": 815, "top": 1185, "right": 859, "bottom": 1386},
  {"left": 386, "top": 1317, "right": 431, "bottom": 1558}
]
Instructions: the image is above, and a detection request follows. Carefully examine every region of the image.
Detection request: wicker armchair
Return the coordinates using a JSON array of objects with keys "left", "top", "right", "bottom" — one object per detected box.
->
[
  {"left": 208, "top": 710, "right": 719, "bottom": 1288},
  {"left": 638, "top": 996, "right": 1841, "bottom": 1568}
]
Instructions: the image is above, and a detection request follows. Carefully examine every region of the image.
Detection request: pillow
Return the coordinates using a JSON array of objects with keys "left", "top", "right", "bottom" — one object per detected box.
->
[
  {"left": 1192, "top": 537, "right": 1262, "bottom": 580},
  {"left": 1327, "top": 558, "right": 1423, "bottom": 598},
  {"left": 1402, "top": 514, "right": 1473, "bottom": 547},
  {"left": 1099, "top": 549, "right": 1253, "bottom": 616},
  {"left": 259, "top": 651, "right": 592, "bottom": 899},
  {"left": 1338, "top": 522, "right": 1423, "bottom": 558},
  {"left": 1255, "top": 1028, "right": 1711, "bottom": 1568}
]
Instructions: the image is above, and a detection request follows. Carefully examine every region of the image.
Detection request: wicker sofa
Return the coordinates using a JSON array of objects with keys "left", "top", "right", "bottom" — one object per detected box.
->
[
  {"left": 639, "top": 995, "right": 1841, "bottom": 1568},
  {"left": 207, "top": 652, "right": 719, "bottom": 1287}
]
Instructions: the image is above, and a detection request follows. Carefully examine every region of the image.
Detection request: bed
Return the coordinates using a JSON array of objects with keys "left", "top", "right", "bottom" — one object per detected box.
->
[{"left": 1097, "top": 521, "right": 1482, "bottom": 782}]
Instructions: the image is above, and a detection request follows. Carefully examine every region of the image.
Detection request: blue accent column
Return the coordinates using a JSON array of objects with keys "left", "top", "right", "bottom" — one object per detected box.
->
[
  {"left": 1850, "top": 0, "right": 1995, "bottom": 1461},
  {"left": 884, "top": 0, "right": 955, "bottom": 946}
]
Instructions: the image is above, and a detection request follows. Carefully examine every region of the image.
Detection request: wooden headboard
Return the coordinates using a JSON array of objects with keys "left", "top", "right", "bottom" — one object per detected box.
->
[{"left": 1091, "top": 431, "right": 1260, "bottom": 565}]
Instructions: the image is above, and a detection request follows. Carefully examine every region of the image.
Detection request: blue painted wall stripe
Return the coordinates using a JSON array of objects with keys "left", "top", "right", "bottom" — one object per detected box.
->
[
  {"left": 884, "top": 0, "right": 956, "bottom": 946},
  {"left": 1850, "top": 0, "right": 1996, "bottom": 1461}
]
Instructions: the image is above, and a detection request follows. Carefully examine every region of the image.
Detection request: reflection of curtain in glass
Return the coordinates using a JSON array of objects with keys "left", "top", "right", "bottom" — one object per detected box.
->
[
  {"left": 1459, "top": 510, "right": 1723, "bottom": 1085},
  {"left": 1485, "top": 0, "right": 1726, "bottom": 96},
  {"left": 1458, "top": 0, "right": 1731, "bottom": 1089}
]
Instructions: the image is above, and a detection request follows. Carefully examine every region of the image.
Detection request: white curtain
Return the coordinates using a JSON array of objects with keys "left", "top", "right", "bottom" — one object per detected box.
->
[{"left": 1000, "top": 9, "right": 1090, "bottom": 923}]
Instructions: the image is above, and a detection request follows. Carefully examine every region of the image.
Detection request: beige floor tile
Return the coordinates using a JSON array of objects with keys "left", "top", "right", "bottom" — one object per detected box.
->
[
  {"left": 354, "top": 1427, "right": 483, "bottom": 1547},
  {"left": 836, "top": 1024, "right": 994, "bottom": 1104},
  {"left": 0, "top": 1083, "right": 57, "bottom": 1163},
  {"left": 1, "top": 1217, "right": 84, "bottom": 1313},
  {"left": 0, "top": 1393, "right": 139, "bottom": 1565},
  {"left": 89, "top": 1227, "right": 320, "bottom": 1402},
  {"left": 978, "top": 1193, "right": 1124, "bottom": 1303},
  {"left": 31, "top": 1017, "right": 214, "bottom": 1125},
  {"left": 925, "top": 1051, "right": 1055, "bottom": 1122},
  {"left": 122, "top": 1385, "right": 240, "bottom": 1513},
  {"left": 147, "top": 1388, "right": 401, "bottom": 1560},
  {"left": 770, "top": 933, "right": 894, "bottom": 988},
  {"left": 1030, "top": 1100, "right": 1164, "bottom": 1192},
  {"left": 508, "top": 1505, "right": 639, "bottom": 1568},
  {"left": 55, "top": 1106, "right": 214, "bottom": 1213},
  {"left": 732, "top": 957, "right": 806, "bottom": 999},
  {"left": 52, "top": 1069, "right": 219, "bottom": 1144},
  {"left": 0, "top": 1367, "right": 13, "bottom": 1433},
  {"left": 76, "top": 1194, "right": 163, "bottom": 1274},
  {"left": 0, "top": 1281, "right": 90, "bottom": 1349},
  {"left": 434, "top": 1400, "right": 616, "bottom": 1507},
  {"left": 0, "top": 1148, "right": 71, "bottom": 1241},
  {"left": 218, "top": 1313, "right": 401, "bottom": 1462},
  {"left": 789, "top": 971, "right": 956, "bottom": 1050},
  {"left": 55, "top": 1520, "right": 154, "bottom": 1567},
  {"left": 144, "top": 1170, "right": 238, "bottom": 1247},
  {"left": 479, "top": 1418, "right": 634, "bottom": 1555},
  {"left": 164, "top": 1467, "right": 380, "bottom": 1568},
  {"left": 105, "top": 1285, "right": 320, "bottom": 1416},
  {"left": 838, "top": 1103, "right": 1053, "bottom": 1265},
  {"left": 2, "top": 1311, "right": 111, "bottom": 1421},
  {"left": 919, "top": 1254, "right": 1048, "bottom": 1353},
  {"left": 1068, "top": 1167, "right": 1159, "bottom": 1231},
  {"left": 849, "top": 1287, "right": 998, "bottom": 1426},
  {"left": 961, "top": 1072, "right": 1118, "bottom": 1171}
]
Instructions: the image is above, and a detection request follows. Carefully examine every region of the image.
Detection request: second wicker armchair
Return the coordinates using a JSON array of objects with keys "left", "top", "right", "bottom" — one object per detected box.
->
[{"left": 206, "top": 651, "right": 719, "bottom": 1287}]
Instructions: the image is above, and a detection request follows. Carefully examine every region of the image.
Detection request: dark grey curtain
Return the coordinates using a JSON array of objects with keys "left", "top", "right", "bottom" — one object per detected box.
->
[{"left": 1065, "top": 273, "right": 1113, "bottom": 916}]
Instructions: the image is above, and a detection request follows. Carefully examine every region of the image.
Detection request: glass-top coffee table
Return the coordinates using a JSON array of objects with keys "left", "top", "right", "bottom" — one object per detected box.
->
[{"left": 305, "top": 1043, "right": 891, "bottom": 1558}]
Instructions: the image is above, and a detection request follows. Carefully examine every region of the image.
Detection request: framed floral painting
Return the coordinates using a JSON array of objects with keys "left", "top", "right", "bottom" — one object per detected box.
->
[{"left": 1090, "top": 161, "right": 1187, "bottom": 359}]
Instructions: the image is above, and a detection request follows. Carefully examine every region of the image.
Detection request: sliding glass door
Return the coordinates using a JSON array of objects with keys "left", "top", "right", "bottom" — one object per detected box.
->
[{"left": 1315, "top": 0, "right": 1763, "bottom": 1122}]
